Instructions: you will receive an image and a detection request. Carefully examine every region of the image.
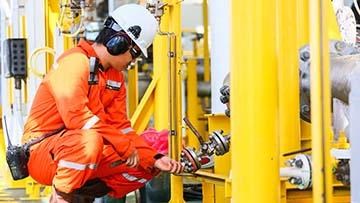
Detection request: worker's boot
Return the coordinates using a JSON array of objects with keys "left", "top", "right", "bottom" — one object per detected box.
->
[{"left": 50, "top": 178, "right": 111, "bottom": 203}]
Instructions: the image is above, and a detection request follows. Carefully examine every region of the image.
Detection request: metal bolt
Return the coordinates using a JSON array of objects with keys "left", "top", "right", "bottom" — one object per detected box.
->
[
  {"left": 335, "top": 41, "right": 345, "bottom": 52},
  {"left": 300, "top": 51, "right": 310, "bottom": 61},
  {"left": 295, "top": 159, "right": 303, "bottom": 168},
  {"left": 168, "top": 52, "right": 175, "bottom": 57},
  {"left": 301, "top": 105, "right": 310, "bottom": 113},
  {"left": 289, "top": 177, "right": 302, "bottom": 185},
  {"left": 286, "top": 158, "right": 295, "bottom": 167},
  {"left": 295, "top": 178, "right": 302, "bottom": 185}
]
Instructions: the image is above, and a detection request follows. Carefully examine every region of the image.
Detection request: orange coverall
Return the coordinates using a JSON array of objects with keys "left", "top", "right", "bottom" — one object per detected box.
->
[{"left": 22, "top": 40, "right": 159, "bottom": 198}]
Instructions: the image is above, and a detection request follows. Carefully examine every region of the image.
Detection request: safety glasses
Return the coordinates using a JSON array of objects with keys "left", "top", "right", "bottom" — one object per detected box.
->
[{"left": 129, "top": 46, "right": 141, "bottom": 59}]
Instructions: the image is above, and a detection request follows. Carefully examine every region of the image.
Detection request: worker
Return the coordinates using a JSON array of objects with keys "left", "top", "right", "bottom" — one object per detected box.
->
[{"left": 21, "top": 4, "right": 183, "bottom": 202}]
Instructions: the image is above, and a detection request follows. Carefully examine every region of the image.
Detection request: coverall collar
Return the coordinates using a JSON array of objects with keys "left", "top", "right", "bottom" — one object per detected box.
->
[
  {"left": 78, "top": 40, "right": 105, "bottom": 71},
  {"left": 78, "top": 40, "right": 98, "bottom": 58}
]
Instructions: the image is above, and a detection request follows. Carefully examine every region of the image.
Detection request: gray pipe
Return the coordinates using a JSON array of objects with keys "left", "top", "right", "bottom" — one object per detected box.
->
[
  {"left": 330, "top": 54, "right": 360, "bottom": 104},
  {"left": 301, "top": 54, "right": 360, "bottom": 105}
]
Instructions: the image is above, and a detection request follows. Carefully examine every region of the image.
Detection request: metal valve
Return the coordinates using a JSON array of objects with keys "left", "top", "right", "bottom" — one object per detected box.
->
[
  {"left": 146, "top": 0, "right": 167, "bottom": 22},
  {"left": 180, "top": 118, "right": 231, "bottom": 173}
]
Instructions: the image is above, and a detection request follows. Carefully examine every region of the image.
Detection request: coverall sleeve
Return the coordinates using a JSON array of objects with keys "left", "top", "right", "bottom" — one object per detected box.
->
[
  {"left": 46, "top": 53, "right": 135, "bottom": 159},
  {"left": 105, "top": 77, "right": 158, "bottom": 171}
]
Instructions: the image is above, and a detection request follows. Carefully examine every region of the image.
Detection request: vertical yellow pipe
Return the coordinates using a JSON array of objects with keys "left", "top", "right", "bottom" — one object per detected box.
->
[
  {"left": 169, "top": 1, "right": 184, "bottom": 202},
  {"left": 153, "top": 1, "right": 184, "bottom": 202},
  {"left": 309, "top": 0, "right": 333, "bottom": 202},
  {"left": 153, "top": 10, "right": 170, "bottom": 131},
  {"left": 231, "top": 0, "right": 280, "bottom": 202},
  {"left": 202, "top": 0, "right": 210, "bottom": 82},
  {"left": 45, "top": 0, "right": 60, "bottom": 71},
  {"left": 277, "top": 0, "right": 300, "bottom": 162},
  {"left": 186, "top": 58, "right": 200, "bottom": 148},
  {"left": 298, "top": 0, "right": 340, "bottom": 47},
  {"left": 297, "top": 0, "right": 310, "bottom": 47},
  {"left": 6, "top": 26, "right": 13, "bottom": 106},
  {"left": 45, "top": 0, "right": 52, "bottom": 72},
  {"left": 128, "top": 65, "right": 139, "bottom": 117},
  {"left": 20, "top": 16, "right": 28, "bottom": 104}
]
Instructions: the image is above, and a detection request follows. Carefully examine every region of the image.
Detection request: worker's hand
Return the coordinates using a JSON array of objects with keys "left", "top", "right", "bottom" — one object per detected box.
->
[
  {"left": 125, "top": 149, "right": 139, "bottom": 168},
  {"left": 154, "top": 156, "right": 183, "bottom": 175}
]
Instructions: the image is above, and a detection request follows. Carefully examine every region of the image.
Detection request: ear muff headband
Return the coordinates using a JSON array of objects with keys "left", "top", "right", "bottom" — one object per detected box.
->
[{"left": 104, "top": 32, "right": 132, "bottom": 56}]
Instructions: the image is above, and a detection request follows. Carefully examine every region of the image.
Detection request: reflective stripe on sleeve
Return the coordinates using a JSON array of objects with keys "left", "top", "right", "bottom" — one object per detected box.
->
[
  {"left": 58, "top": 160, "right": 97, "bottom": 170},
  {"left": 122, "top": 173, "right": 149, "bottom": 184},
  {"left": 82, "top": 115, "right": 99, "bottom": 130},
  {"left": 120, "top": 127, "right": 134, "bottom": 134}
]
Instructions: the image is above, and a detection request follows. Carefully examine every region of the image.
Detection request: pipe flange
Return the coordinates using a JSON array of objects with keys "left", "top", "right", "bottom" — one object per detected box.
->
[
  {"left": 281, "top": 154, "right": 312, "bottom": 190},
  {"left": 180, "top": 147, "right": 202, "bottom": 173},
  {"left": 299, "top": 40, "right": 359, "bottom": 122},
  {"left": 209, "top": 131, "right": 230, "bottom": 156}
]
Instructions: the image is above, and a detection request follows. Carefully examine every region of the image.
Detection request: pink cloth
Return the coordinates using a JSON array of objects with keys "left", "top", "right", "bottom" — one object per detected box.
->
[{"left": 140, "top": 128, "right": 169, "bottom": 155}]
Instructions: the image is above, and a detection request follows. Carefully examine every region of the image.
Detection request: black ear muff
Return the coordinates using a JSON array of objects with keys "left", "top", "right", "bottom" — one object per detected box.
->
[{"left": 104, "top": 33, "right": 130, "bottom": 56}]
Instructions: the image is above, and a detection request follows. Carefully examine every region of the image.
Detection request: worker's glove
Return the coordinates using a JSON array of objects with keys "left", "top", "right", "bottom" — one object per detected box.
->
[
  {"left": 154, "top": 156, "right": 184, "bottom": 175},
  {"left": 219, "top": 85, "right": 230, "bottom": 117},
  {"left": 125, "top": 149, "right": 139, "bottom": 168}
]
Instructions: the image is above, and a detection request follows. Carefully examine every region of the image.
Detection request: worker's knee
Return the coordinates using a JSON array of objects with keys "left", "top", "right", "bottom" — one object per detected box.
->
[{"left": 81, "top": 130, "right": 104, "bottom": 159}]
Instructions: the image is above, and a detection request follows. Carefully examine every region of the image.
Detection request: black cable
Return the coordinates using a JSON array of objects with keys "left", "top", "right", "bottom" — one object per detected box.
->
[{"left": 3, "top": 115, "right": 13, "bottom": 147}]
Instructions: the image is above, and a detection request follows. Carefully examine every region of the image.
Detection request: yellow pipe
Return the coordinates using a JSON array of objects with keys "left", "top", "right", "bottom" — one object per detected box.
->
[
  {"left": 309, "top": 0, "right": 333, "bottom": 202},
  {"left": 277, "top": 0, "right": 300, "bottom": 163},
  {"left": 192, "top": 36, "right": 198, "bottom": 57},
  {"left": 128, "top": 65, "right": 139, "bottom": 117},
  {"left": 297, "top": 0, "right": 309, "bottom": 47},
  {"left": 208, "top": 114, "right": 231, "bottom": 203},
  {"left": 153, "top": 1, "right": 184, "bottom": 202},
  {"left": 297, "top": 0, "right": 340, "bottom": 47},
  {"left": 153, "top": 7, "right": 170, "bottom": 131},
  {"left": 20, "top": 15, "right": 28, "bottom": 103},
  {"left": 231, "top": 0, "right": 280, "bottom": 202},
  {"left": 202, "top": 0, "right": 210, "bottom": 82},
  {"left": 45, "top": 0, "right": 60, "bottom": 72},
  {"left": 28, "top": 47, "right": 56, "bottom": 78},
  {"left": 6, "top": 26, "right": 13, "bottom": 106},
  {"left": 168, "top": 0, "right": 184, "bottom": 202},
  {"left": 186, "top": 58, "right": 200, "bottom": 148}
]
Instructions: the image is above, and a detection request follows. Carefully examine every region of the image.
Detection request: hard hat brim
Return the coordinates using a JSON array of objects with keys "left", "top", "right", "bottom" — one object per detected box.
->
[{"left": 124, "top": 29, "right": 148, "bottom": 58}]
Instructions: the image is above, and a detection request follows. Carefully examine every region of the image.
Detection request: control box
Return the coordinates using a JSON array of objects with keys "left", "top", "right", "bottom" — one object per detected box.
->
[{"left": 3, "top": 38, "right": 27, "bottom": 79}]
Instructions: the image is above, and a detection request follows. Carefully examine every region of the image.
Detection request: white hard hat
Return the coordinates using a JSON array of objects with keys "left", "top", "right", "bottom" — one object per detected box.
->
[{"left": 108, "top": 4, "right": 158, "bottom": 57}]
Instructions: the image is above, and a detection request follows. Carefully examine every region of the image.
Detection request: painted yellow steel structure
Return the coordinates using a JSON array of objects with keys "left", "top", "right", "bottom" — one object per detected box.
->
[
  {"left": 231, "top": 0, "right": 280, "bottom": 203},
  {"left": 133, "top": 0, "right": 185, "bottom": 201},
  {"left": 185, "top": 58, "right": 202, "bottom": 148},
  {"left": 309, "top": 0, "right": 333, "bottom": 202},
  {"left": 131, "top": 76, "right": 159, "bottom": 133},
  {"left": 202, "top": 0, "right": 210, "bottom": 83},
  {"left": 0, "top": 0, "right": 353, "bottom": 202},
  {"left": 128, "top": 65, "right": 139, "bottom": 117},
  {"left": 277, "top": 0, "right": 301, "bottom": 164},
  {"left": 209, "top": 115, "right": 231, "bottom": 203}
]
